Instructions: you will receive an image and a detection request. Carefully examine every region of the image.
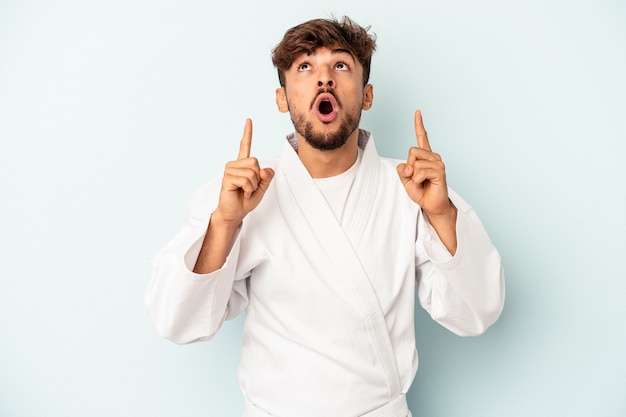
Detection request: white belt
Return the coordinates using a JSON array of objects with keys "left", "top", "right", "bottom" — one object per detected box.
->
[{"left": 243, "top": 394, "right": 410, "bottom": 417}]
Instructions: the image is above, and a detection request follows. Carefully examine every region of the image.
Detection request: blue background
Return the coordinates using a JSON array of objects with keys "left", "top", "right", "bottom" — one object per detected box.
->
[{"left": 1, "top": 0, "right": 625, "bottom": 415}]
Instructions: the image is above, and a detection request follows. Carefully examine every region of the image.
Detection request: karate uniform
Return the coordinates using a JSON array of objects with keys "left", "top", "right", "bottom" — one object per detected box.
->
[{"left": 146, "top": 130, "right": 505, "bottom": 417}]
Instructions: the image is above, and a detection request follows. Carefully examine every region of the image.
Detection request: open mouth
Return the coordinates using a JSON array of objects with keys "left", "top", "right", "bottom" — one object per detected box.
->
[
  {"left": 319, "top": 99, "right": 333, "bottom": 115},
  {"left": 314, "top": 93, "right": 338, "bottom": 122}
]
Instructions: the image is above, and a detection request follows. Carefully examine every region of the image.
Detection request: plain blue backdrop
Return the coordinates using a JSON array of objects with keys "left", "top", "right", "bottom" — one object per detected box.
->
[{"left": 1, "top": 0, "right": 625, "bottom": 416}]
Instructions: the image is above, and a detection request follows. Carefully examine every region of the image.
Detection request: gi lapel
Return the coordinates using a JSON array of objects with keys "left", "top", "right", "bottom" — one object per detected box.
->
[
  {"left": 276, "top": 132, "right": 402, "bottom": 399},
  {"left": 341, "top": 130, "right": 380, "bottom": 248}
]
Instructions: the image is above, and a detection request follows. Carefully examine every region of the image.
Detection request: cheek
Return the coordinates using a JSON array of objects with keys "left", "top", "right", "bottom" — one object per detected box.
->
[
  {"left": 286, "top": 89, "right": 310, "bottom": 110},
  {"left": 345, "top": 87, "right": 365, "bottom": 106}
]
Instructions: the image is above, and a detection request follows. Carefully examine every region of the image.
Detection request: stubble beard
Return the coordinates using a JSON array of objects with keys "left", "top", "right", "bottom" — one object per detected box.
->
[{"left": 289, "top": 100, "right": 362, "bottom": 152}]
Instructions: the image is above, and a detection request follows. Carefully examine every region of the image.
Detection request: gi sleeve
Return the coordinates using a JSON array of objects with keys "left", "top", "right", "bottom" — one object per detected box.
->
[
  {"left": 145, "top": 179, "right": 250, "bottom": 345},
  {"left": 415, "top": 188, "right": 505, "bottom": 336}
]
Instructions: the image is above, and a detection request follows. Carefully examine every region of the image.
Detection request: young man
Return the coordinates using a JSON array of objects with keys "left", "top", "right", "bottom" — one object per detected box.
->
[{"left": 146, "top": 17, "right": 504, "bottom": 417}]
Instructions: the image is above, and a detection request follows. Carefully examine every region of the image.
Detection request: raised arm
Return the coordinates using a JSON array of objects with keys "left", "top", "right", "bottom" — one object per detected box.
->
[
  {"left": 397, "top": 110, "right": 458, "bottom": 255},
  {"left": 193, "top": 119, "right": 274, "bottom": 273}
]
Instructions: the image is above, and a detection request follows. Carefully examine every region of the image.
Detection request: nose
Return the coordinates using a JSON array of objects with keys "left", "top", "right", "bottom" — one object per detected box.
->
[
  {"left": 317, "top": 66, "right": 334, "bottom": 88},
  {"left": 317, "top": 79, "right": 334, "bottom": 87}
]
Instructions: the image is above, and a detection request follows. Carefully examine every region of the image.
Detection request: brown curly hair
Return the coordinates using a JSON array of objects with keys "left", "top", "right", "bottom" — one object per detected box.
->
[{"left": 271, "top": 17, "right": 377, "bottom": 87}]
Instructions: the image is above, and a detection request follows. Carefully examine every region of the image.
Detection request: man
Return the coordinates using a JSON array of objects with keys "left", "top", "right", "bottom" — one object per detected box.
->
[{"left": 146, "top": 17, "right": 504, "bottom": 417}]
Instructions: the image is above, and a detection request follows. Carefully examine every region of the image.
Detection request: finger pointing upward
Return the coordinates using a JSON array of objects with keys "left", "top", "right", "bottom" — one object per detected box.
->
[
  {"left": 414, "top": 110, "right": 432, "bottom": 151},
  {"left": 238, "top": 118, "right": 253, "bottom": 160}
]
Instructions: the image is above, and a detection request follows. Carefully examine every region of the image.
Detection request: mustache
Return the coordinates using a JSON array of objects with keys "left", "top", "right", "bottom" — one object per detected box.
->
[{"left": 310, "top": 88, "right": 341, "bottom": 110}]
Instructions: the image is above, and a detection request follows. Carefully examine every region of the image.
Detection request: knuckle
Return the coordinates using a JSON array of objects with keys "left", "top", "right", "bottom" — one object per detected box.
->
[
  {"left": 239, "top": 167, "right": 252, "bottom": 178},
  {"left": 239, "top": 156, "right": 259, "bottom": 168},
  {"left": 245, "top": 177, "right": 257, "bottom": 188},
  {"left": 245, "top": 168, "right": 261, "bottom": 183}
]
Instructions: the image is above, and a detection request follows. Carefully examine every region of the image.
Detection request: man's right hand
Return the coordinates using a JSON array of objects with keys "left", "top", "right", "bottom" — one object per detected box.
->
[
  {"left": 213, "top": 118, "right": 275, "bottom": 227},
  {"left": 194, "top": 119, "right": 274, "bottom": 274}
]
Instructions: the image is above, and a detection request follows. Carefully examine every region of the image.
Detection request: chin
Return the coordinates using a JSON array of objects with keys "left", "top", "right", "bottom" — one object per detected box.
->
[
  {"left": 303, "top": 122, "right": 356, "bottom": 151},
  {"left": 290, "top": 106, "right": 361, "bottom": 151},
  {"left": 305, "top": 136, "right": 348, "bottom": 151}
]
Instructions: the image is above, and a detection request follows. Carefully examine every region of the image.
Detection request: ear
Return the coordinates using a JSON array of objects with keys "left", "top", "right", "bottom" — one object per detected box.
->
[
  {"left": 275, "top": 87, "right": 289, "bottom": 113},
  {"left": 362, "top": 84, "right": 374, "bottom": 110}
]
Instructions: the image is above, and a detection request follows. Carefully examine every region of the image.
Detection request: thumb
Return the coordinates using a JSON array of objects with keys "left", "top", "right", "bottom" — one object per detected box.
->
[
  {"left": 257, "top": 168, "right": 275, "bottom": 193},
  {"left": 396, "top": 163, "right": 413, "bottom": 184}
]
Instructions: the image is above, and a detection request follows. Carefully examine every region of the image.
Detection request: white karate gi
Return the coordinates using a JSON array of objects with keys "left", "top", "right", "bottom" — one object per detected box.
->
[{"left": 146, "top": 130, "right": 505, "bottom": 417}]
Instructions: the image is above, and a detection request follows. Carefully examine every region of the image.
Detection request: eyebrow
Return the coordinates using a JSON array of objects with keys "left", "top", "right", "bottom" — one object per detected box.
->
[{"left": 331, "top": 48, "right": 355, "bottom": 59}]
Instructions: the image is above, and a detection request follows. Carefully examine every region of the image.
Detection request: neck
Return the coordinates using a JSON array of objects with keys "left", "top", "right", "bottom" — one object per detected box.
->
[{"left": 296, "top": 129, "right": 360, "bottom": 178}]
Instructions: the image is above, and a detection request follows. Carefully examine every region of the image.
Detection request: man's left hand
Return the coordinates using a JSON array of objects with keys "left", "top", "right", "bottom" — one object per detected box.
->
[{"left": 397, "top": 110, "right": 458, "bottom": 254}]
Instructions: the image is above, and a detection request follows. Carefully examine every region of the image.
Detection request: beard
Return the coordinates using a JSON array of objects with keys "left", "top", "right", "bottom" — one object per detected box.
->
[{"left": 288, "top": 92, "right": 362, "bottom": 151}]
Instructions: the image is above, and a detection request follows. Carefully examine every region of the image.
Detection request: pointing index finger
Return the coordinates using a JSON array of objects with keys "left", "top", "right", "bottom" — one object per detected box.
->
[
  {"left": 414, "top": 110, "right": 432, "bottom": 151},
  {"left": 237, "top": 118, "right": 253, "bottom": 160}
]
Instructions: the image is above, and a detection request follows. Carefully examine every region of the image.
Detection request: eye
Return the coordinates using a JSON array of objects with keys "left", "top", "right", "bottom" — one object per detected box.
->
[
  {"left": 335, "top": 62, "right": 350, "bottom": 71},
  {"left": 298, "top": 62, "right": 311, "bottom": 71}
]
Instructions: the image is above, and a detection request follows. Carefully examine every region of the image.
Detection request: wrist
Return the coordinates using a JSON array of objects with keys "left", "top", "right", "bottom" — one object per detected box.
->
[
  {"left": 423, "top": 200, "right": 457, "bottom": 221},
  {"left": 423, "top": 201, "right": 458, "bottom": 256},
  {"left": 210, "top": 209, "right": 243, "bottom": 231}
]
